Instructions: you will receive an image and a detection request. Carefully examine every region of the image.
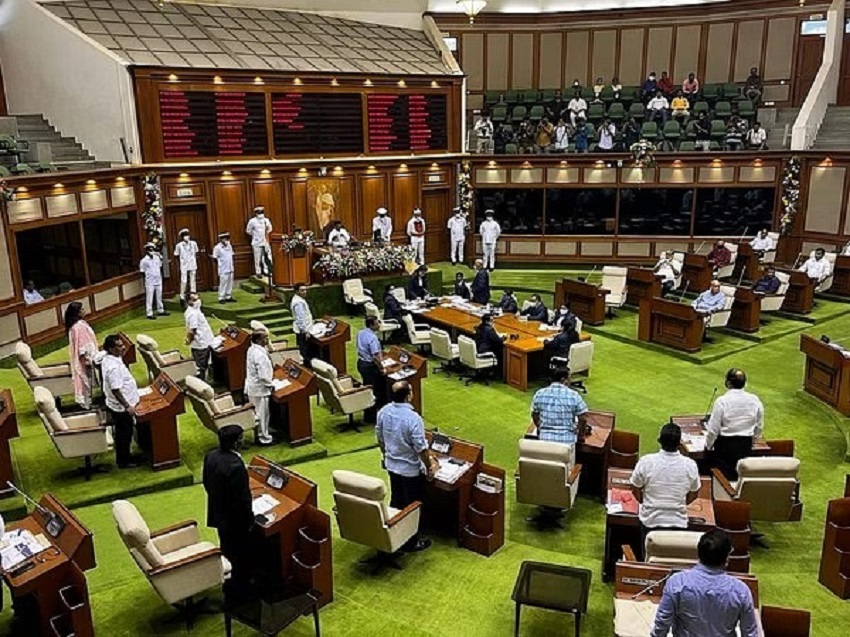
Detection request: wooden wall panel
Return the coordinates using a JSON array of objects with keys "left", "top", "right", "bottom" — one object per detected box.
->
[
  {"left": 805, "top": 167, "right": 846, "bottom": 234},
  {"left": 645, "top": 27, "right": 673, "bottom": 77},
  {"left": 487, "top": 33, "right": 510, "bottom": 91},
  {"left": 210, "top": 181, "right": 249, "bottom": 250},
  {"left": 764, "top": 17, "right": 796, "bottom": 80},
  {"left": 705, "top": 23, "right": 735, "bottom": 82},
  {"left": 511, "top": 33, "right": 534, "bottom": 89},
  {"left": 564, "top": 31, "right": 590, "bottom": 85},
  {"left": 591, "top": 30, "right": 617, "bottom": 83},
  {"left": 463, "top": 33, "right": 485, "bottom": 91},
  {"left": 289, "top": 179, "right": 309, "bottom": 232},
  {"left": 391, "top": 174, "right": 420, "bottom": 238},
  {"left": 251, "top": 179, "right": 286, "bottom": 234},
  {"left": 618, "top": 29, "right": 645, "bottom": 85},
  {"left": 735, "top": 21, "right": 765, "bottom": 81},
  {"left": 0, "top": 200, "right": 14, "bottom": 300},
  {"left": 673, "top": 25, "right": 701, "bottom": 81},
  {"left": 539, "top": 33, "right": 563, "bottom": 88},
  {"left": 358, "top": 175, "right": 389, "bottom": 240},
  {"left": 338, "top": 178, "right": 355, "bottom": 236}
]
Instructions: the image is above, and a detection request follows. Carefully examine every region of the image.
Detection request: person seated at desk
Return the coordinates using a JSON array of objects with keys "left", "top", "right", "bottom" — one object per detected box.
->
[
  {"left": 651, "top": 530, "right": 759, "bottom": 637},
  {"left": 453, "top": 272, "right": 471, "bottom": 300},
  {"left": 706, "top": 368, "right": 764, "bottom": 481},
  {"left": 407, "top": 265, "right": 430, "bottom": 300},
  {"left": 499, "top": 289, "right": 518, "bottom": 314},
  {"left": 752, "top": 266, "right": 781, "bottom": 295},
  {"left": 328, "top": 220, "right": 351, "bottom": 250},
  {"left": 383, "top": 285, "right": 404, "bottom": 322},
  {"left": 521, "top": 294, "right": 548, "bottom": 322},
  {"left": 475, "top": 313, "right": 506, "bottom": 366},
  {"left": 544, "top": 321, "right": 580, "bottom": 360},
  {"left": 691, "top": 280, "right": 726, "bottom": 316},
  {"left": 550, "top": 302, "right": 578, "bottom": 330},
  {"left": 23, "top": 280, "right": 44, "bottom": 305},
  {"left": 531, "top": 367, "right": 589, "bottom": 445},
  {"left": 798, "top": 247, "right": 831, "bottom": 284},
  {"left": 653, "top": 251, "right": 681, "bottom": 297},
  {"left": 707, "top": 240, "right": 732, "bottom": 274},
  {"left": 629, "top": 423, "right": 701, "bottom": 556},
  {"left": 471, "top": 259, "right": 491, "bottom": 304},
  {"left": 751, "top": 228, "right": 774, "bottom": 257}
]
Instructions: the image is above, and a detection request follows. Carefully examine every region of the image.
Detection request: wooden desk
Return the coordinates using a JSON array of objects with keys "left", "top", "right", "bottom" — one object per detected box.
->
[
  {"left": 271, "top": 360, "right": 317, "bottom": 446},
  {"left": 554, "top": 279, "right": 609, "bottom": 326},
  {"left": 682, "top": 253, "right": 712, "bottom": 292},
  {"left": 818, "top": 495, "right": 850, "bottom": 599},
  {"left": 671, "top": 414, "right": 770, "bottom": 471},
  {"left": 726, "top": 286, "right": 761, "bottom": 333},
  {"left": 638, "top": 297, "right": 703, "bottom": 353},
  {"left": 312, "top": 316, "right": 350, "bottom": 372},
  {"left": 418, "top": 305, "right": 480, "bottom": 339},
  {"left": 383, "top": 346, "right": 428, "bottom": 414},
  {"left": 117, "top": 331, "right": 137, "bottom": 366},
  {"left": 775, "top": 268, "right": 815, "bottom": 314},
  {"left": 212, "top": 326, "right": 250, "bottom": 393},
  {"left": 626, "top": 268, "right": 662, "bottom": 307},
  {"left": 603, "top": 468, "right": 714, "bottom": 580},
  {"left": 832, "top": 255, "right": 850, "bottom": 297},
  {"left": 0, "top": 389, "right": 19, "bottom": 498},
  {"left": 735, "top": 243, "right": 761, "bottom": 282},
  {"left": 613, "top": 562, "right": 759, "bottom": 606},
  {"left": 247, "top": 456, "right": 333, "bottom": 607},
  {"left": 135, "top": 373, "right": 185, "bottom": 471},
  {"left": 4, "top": 495, "right": 95, "bottom": 637},
  {"left": 800, "top": 334, "right": 850, "bottom": 416}
]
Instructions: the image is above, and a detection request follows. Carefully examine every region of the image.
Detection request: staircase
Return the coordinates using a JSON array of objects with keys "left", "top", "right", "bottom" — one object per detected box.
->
[
  {"left": 812, "top": 106, "right": 850, "bottom": 150},
  {"left": 239, "top": 306, "right": 294, "bottom": 338},
  {"left": 764, "top": 107, "right": 799, "bottom": 150},
  {"left": 12, "top": 114, "right": 103, "bottom": 169}
]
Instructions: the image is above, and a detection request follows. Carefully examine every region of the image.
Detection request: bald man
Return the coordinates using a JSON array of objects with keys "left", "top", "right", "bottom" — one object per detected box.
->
[{"left": 706, "top": 368, "right": 764, "bottom": 480}]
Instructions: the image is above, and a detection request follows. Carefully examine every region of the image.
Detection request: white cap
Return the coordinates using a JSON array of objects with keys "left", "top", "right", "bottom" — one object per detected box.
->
[
  {"left": 254, "top": 206, "right": 265, "bottom": 214},
  {"left": 144, "top": 242, "right": 156, "bottom": 250},
  {"left": 218, "top": 231, "right": 230, "bottom": 239},
  {"left": 485, "top": 209, "right": 494, "bottom": 216},
  {"left": 377, "top": 207, "right": 387, "bottom": 215},
  {"left": 178, "top": 228, "right": 190, "bottom": 236}
]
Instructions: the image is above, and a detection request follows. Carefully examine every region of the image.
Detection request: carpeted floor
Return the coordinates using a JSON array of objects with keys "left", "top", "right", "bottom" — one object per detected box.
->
[{"left": 1, "top": 263, "right": 849, "bottom": 636}]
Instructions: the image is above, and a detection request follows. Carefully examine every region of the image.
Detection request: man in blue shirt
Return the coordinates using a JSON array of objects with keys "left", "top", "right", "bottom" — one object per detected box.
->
[
  {"left": 691, "top": 280, "right": 726, "bottom": 315},
  {"left": 357, "top": 316, "right": 386, "bottom": 424},
  {"left": 531, "top": 368, "right": 589, "bottom": 445},
  {"left": 376, "top": 380, "right": 438, "bottom": 552},
  {"left": 651, "top": 530, "right": 759, "bottom": 637},
  {"left": 752, "top": 266, "right": 781, "bottom": 295}
]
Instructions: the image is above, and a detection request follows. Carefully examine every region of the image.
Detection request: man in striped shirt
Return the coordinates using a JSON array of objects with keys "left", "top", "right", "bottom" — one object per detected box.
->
[
  {"left": 531, "top": 368, "right": 589, "bottom": 445},
  {"left": 706, "top": 368, "right": 764, "bottom": 480}
]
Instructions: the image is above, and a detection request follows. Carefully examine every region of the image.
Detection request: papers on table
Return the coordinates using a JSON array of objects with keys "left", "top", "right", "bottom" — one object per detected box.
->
[
  {"left": 607, "top": 488, "right": 639, "bottom": 515},
  {"left": 682, "top": 434, "right": 706, "bottom": 452},
  {"left": 138, "top": 387, "right": 153, "bottom": 397},
  {"left": 309, "top": 322, "right": 328, "bottom": 337},
  {"left": 271, "top": 379, "right": 291, "bottom": 392},
  {"left": 433, "top": 457, "right": 472, "bottom": 484},
  {"left": 382, "top": 358, "right": 397, "bottom": 368},
  {"left": 211, "top": 335, "right": 225, "bottom": 350},
  {"left": 389, "top": 367, "right": 415, "bottom": 380},
  {"left": 252, "top": 494, "right": 280, "bottom": 516},
  {"left": 0, "top": 530, "right": 49, "bottom": 571},
  {"left": 539, "top": 324, "right": 560, "bottom": 331}
]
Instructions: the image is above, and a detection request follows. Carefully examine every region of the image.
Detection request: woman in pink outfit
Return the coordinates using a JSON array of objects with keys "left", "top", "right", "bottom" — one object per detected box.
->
[{"left": 64, "top": 301, "right": 98, "bottom": 408}]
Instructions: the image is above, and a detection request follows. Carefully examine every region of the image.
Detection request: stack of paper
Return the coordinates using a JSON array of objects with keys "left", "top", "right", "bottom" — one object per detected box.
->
[
  {"left": 252, "top": 494, "right": 280, "bottom": 516},
  {"left": 271, "top": 378, "right": 291, "bottom": 392},
  {"left": 433, "top": 457, "right": 472, "bottom": 484},
  {"left": 683, "top": 434, "right": 706, "bottom": 452},
  {"left": 0, "top": 529, "right": 48, "bottom": 571},
  {"left": 382, "top": 358, "right": 397, "bottom": 368}
]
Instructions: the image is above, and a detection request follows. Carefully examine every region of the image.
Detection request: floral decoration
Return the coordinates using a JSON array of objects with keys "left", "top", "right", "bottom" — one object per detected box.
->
[
  {"left": 279, "top": 229, "right": 315, "bottom": 253},
  {"left": 458, "top": 160, "right": 473, "bottom": 218},
  {"left": 0, "top": 180, "right": 15, "bottom": 203},
  {"left": 313, "top": 243, "right": 416, "bottom": 279},
  {"left": 780, "top": 156, "right": 801, "bottom": 236},
  {"left": 630, "top": 139, "right": 657, "bottom": 168},
  {"left": 142, "top": 173, "right": 164, "bottom": 247}
]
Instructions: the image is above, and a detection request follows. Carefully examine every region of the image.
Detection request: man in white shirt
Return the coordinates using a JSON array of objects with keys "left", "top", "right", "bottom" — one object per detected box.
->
[
  {"left": 798, "top": 248, "right": 831, "bottom": 283},
  {"left": 653, "top": 251, "right": 681, "bottom": 297},
  {"left": 290, "top": 283, "right": 314, "bottom": 365},
  {"left": 630, "top": 423, "right": 701, "bottom": 556},
  {"left": 647, "top": 91, "right": 670, "bottom": 125},
  {"left": 750, "top": 229, "right": 774, "bottom": 253},
  {"left": 211, "top": 232, "right": 235, "bottom": 303},
  {"left": 691, "top": 280, "right": 727, "bottom": 315},
  {"left": 447, "top": 207, "right": 468, "bottom": 265},
  {"left": 245, "top": 206, "right": 272, "bottom": 277},
  {"left": 244, "top": 330, "right": 274, "bottom": 446},
  {"left": 102, "top": 334, "right": 141, "bottom": 468},
  {"left": 406, "top": 207, "right": 426, "bottom": 265},
  {"left": 139, "top": 243, "right": 169, "bottom": 320},
  {"left": 328, "top": 220, "right": 351, "bottom": 250},
  {"left": 567, "top": 93, "right": 587, "bottom": 127},
  {"left": 474, "top": 114, "right": 494, "bottom": 154},
  {"left": 479, "top": 209, "right": 502, "bottom": 272},
  {"left": 598, "top": 118, "right": 616, "bottom": 151},
  {"left": 184, "top": 293, "right": 215, "bottom": 381},
  {"left": 173, "top": 228, "right": 199, "bottom": 303},
  {"left": 371, "top": 207, "right": 392, "bottom": 243},
  {"left": 706, "top": 368, "right": 764, "bottom": 480},
  {"left": 746, "top": 122, "right": 768, "bottom": 150},
  {"left": 23, "top": 280, "right": 44, "bottom": 305}
]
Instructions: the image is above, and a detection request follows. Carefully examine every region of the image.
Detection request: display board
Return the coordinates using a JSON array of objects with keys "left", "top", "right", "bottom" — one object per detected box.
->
[
  {"left": 272, "top": 93, "right": 363, "bottom": 155},
  {"left": 367, "top": 94, "right": 448, "bottom": 152}
]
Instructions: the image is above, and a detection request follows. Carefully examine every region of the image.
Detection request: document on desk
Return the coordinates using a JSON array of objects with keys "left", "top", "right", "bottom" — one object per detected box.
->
[
  {"left": 434, "top": 457, "right": 472, "bottom": 484},
  {"left": 271, "top": 378, "right": 291, "bottom": 392},
  {"left": 0, "top": 530, "right": 48, "bottom": 571},
  {"left": 389, "top": 367, "right": 415, "bottom": 380},
  {"left": 138, "top": 387, "right": 153, "bottom": 397},
  {"left": 682, "top": 434, "right": 706, "bottom": 453},
  {"left": 382, "top": 358, "right": 397, "bottom": 368},
  {"left": 211, "top": 335, "right": 225, "bottom": 350},
  {"left": 252, "top": 494, "right": 280, "bottom": 516}
]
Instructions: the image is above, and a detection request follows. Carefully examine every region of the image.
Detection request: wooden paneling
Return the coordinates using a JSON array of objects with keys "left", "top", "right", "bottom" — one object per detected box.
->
[
  {"left": 618, "top": 29, "right": 645, "bottom": 85},
  {"left": 252, "top": 179, "right": 286, "bottom": 234},
  {"left": 210, "top": 181, "right": 249, "bottom": 249},
  {"left": 805, "top": 167, "right": 846, "bottom": 234},
  {"left": 463, "top": 33, "right": 485, "bottom": 91},
  {"left": 591, "top": 30, "right": 617, "bottom": 83},
  {"left": 705, "top": 23, "right": 735, "bottom": 82},
  {"left": 289, "top": 179, "right": 309, "bottom": 232},
  {"left": 487, "top": 33, "right": 510, "bottom": 92},
  {"left": 673, "top": 25, "right": 702, "bottom": 81},
  {"left": 0, "top": 201, "right": 13, "bottom": 300},
  {"left": 564, "top": 31, "right": 590, "bottom": 85},
  {"left": 539, "top": 33, "right": 563, "bottom": 88},
  {"left": 391, "top": 173, "right": 420, "bottom": 240},
  {"left": 511, "top": 34, "right": 534, "bottom": 89},
  {"left": 358, "top": 175, "right": 389, "bottom": 240},
  {"left": 765, "top": 17, "right": 797, "bottom": 80},
  {"left": 645, "top": 27, "right": 673, "bottom": 77},
  {"left": 735, "top": 21, "right": 766, "bottom": 82}
]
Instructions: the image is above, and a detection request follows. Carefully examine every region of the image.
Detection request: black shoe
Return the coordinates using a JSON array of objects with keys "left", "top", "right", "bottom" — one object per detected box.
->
[
  {"left": 226, "top": 298, "right": 236, "bottom": 303},
  {"left": 118, "top": 461, "right": 139, "bottom": 469},
  {"left": 403, "top": 538, "right": 432, "bottom": 553},
  {"left": 219, "top": 299, "right": 226, "bottom": 304},
  {"left": 158, "top": 311, "right": 170, "bottom": 316},
  {"left": 147, "top": 315, "right": 156, "bottom": 320}
]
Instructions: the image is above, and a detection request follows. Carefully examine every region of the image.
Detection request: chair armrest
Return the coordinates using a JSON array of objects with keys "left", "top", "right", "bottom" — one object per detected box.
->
[
  {"left": 161, "top": 350, "right": 185, "bottom": 364},
  {"left": 270, "top": 339, "right": 291, "bottom": 351},
  {"left": 151, "top": 520, "right": 198, "bottom": 540},
  {"left": 364, "top": 289, "right": 373, "bottom": 297},
  {"left": 213, "top": 394, "right": 236, "bottom": 411},
  {"left": 147, "top": 547, "right": 221, "bottom": 577},
  {"left": 567, "top": 463, "right": 582, "bottom": 485},
  {"left": 387, "top": 501, "right": 421, "bottom": 527},
  {"left": 338, "top": 374, "right": 357, "bottom": 391},
  {"left": 621, "top": 545, "right": 638, "bottom": 562},
  {"left": 41, "top": 364, "right": 73, "bottom": 378},
  {"left": 477, "top": 352, "right": 497, "bottom": 361},
  {"left": 152, "top": 522, "right": 201, "bottom": 553},
  {"left": 65, "top": 411, "right": 106, "bottom": 428},
  {"left": 711, "top": 468, "right": 736, "bottom": 497},
  {"left": 413, "top": 323, "right": 431, "bottom": 331},
  {"left": 217, "top": 404, "right": 256, "bottom": 417},
  {"left": 54, "top": 424, "right": 109, "bottom": 436},
  {"left": 339, "top": 386, "right": 373, "bottom": 397},
  {"left": 382, "top": 319, "right": 401, "bottom": 328}
]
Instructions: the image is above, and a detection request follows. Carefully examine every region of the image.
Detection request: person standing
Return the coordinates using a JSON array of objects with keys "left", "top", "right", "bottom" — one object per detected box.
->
[
  {"left": 651, "top": 530, "right": 759, "bottom": 637},
  {"left": 447, "top": 207, "right": 468, "bottom": 265},
  {"left": 64, "top": 301, "right": 97, "bottom": 409},
  {"left": 211, "top": 232, "right": 235, "bottom": 304},
  {"left": 453, "top": 272, "right": 471, "bottom": 300},
  {"left": 245, "top": 206, "right": 272, "bottom": 277},
  {"left": 139, "top": 243, "right": 168, "bottom": 320},
  {"left": 328, "top": 220, "right": 351, "bottom": 250},
  {"left": 531, "top": 367, "right": 588, "bottom": 444},
  {"left": 202, "top": 424, "right": 255, "bottom": 606},
  {"left": 173, "top": 228, "right": 199, "bottom": 304},
  {"left": 706, "top": 368, "right": 764, "bottom": 480},
  {"left": 471, "top": 259, "right": 491, "bottom": 305},
  {"left": 245, "top": 330, "right": 274, "bottom": 446},
  {"left": 474, "top": 113, "right": 494, "bottom": 154},
  {"left": 407, "top": 207, "right": 426, "bottom": 265},
  {"left": 184, "top": 293, "right": 215, "bottom": 381},
  {"left": 372, "top": 207, "right": 392, "bottom": 243},
  {"left": 290, "top": 283, "right": 314, "bottom": 366},
  {"left": 357, "top": 316, "right": 386, "bottom": 424},
  {"left": 479, "top": 209, "right": 501, "bottom": 271},
  {"left": 101, "top": 334, "right": 141, "bottom": 468}
]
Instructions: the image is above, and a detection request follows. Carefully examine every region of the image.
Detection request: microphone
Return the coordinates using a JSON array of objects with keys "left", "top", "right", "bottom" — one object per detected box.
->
[
  {"left": 694, "top": 240, "right": 707, "bottom": 255},
  {"left": 631, "top": 571, "right": 674, "bottom": 600},
  {"left": 6, "top": 482, "right": 65, "bottom": 538},
  {"left": 209, "top": 313, "right": 229, "bottom": 328},
  {"left": 737, "top": 225, "right": 749, "bottom": 244},
  {"left": 703, "top": 387, "right": 718, "bottom": 422},
  {"left": 678, "top": 281, "right": 689, "bottom": 303},
  {"left": 585, "top": 265, "right": 597, "bottom": 283},
  {"left": 736, "top": 267, "right": 746, "bottom": 287},
  {"left": 248, "top": 464, "right": 271, "bottom": 478}
]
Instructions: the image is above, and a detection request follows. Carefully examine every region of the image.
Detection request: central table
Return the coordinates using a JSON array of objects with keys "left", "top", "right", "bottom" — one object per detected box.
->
[{"left": 512, "top": 561, "right": 592, "bottom": 637}]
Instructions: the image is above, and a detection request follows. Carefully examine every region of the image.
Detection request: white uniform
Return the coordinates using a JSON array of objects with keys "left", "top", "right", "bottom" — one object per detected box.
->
[
  {"left": 479, "top": 218, "right": 502, "bottom": 270},
  {"left": 139, "top": 253, "right": 164, "bottom": 317},
  {"left": 245, "top": 342, "right": 274, "bottom": 445},
  {"left": 447, "top": 214, "right": 467, "bottom": 264},
  {"left": 328, "top": 228, "right": 351, "bottom": 250},
  {"left": 372, "top": 216, "right": 392, "bottom": 242},
  {"left": 246, "top": 215, "right": 273, "bottom": 276},
  {"left": 799, "top": 256, "right": 831, "bottom": 282},
  {"left": 211, "top": 242, "right": 234, "bottom": 301},
  {"left": 173, "top": 239, "right": 199, "bottom": 298},
  {"left": 751, "top": 235, "right": 774, "bottom": 251},
  {"left": 185, "top": 304, "right": 215, "bottom": 379},
  {"left": 407, "top": 216, "right": 426, "bottom": 265}
]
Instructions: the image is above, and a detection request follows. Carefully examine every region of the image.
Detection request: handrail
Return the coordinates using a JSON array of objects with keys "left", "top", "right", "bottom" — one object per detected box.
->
[{"left": 791, "top": 0, "right": 846, "bottom": 150}]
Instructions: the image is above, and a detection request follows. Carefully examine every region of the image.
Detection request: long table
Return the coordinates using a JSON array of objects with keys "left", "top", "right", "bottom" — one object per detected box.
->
[
  {"left": 800, "top": 334, "right": 850, "bottom": 417},
  {"left": 637, "top": 297, "right": 703, "bottom": 353}
]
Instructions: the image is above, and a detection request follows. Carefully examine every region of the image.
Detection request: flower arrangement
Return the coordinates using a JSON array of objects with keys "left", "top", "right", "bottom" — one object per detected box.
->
[
  {"left": 0, "top": 180, "right": 15, "bottom": 202},
  {"left": 630, "top": 139, "right": 657, "bottom": 168},
  {"left": 313, "top": 243, "right": 416, "bottom": 279},
  {"left": 142, "top": 173, "right": 164, "bottom": 248},
  {"left": 279, "top": 229, "right": 315, "bottom": 253},
  {"left": 458, "top": 160, "right": 473, "bottom": 218},
  {"left": 780, "top": 156, "right": 801, "bottom": 236}
]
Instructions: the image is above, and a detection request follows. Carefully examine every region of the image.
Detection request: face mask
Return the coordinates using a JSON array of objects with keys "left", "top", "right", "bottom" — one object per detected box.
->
[
  {"left": 192, "top": 300, "right": 202, "bottom": 309},
  {"left": 222, "top": 240, "right": 230, "bottom": 246},
  {"left": 560, "top": 306, "right": 568, "bottom": 313},
  {"left": 183, "top": 236, "right": 190, "bottom": 242}
]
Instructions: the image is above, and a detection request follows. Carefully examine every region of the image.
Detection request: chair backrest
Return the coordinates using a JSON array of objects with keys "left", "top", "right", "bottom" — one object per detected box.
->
[
  {"left": 516, "top": 439, "right": 575, "bottom": 508},
  {"left": 429, "top": 328, "right": 455, "bottom": 361},
  {"left": 112, "top": 499, "right": 165, "bottom": 571},
  {"left": 775, "top": 271, "right": 790, "bottom": 293},
  {"left": 601, "top": 266, "right": 628, "bottom": 296},
  {"left": 726, "top": 243, "right": 740, "bottom": 261},
  {"left": 137, "top": 334, "right": 166, "bottom": 367},
  {"left": 767, "top": 232, "right": 780, "bottom": 244},
  {"left": 392, "top": 287, "right": 407, "bottom": 302},
  {"left": 15, "top": 341, "right": 43, "bottom": 378},
  {"left": 332, "top": 470, "right": 393, "bottom": 552},
  {"left": 402, "top": 314, "right": 418, "bottom": 340},
  {"left": 644, "top": 530, "right": 702, "bottom": 568},
  {"left": 736, "top": 457, "right": 800, "bottom": 521},
  {"left": 457, "top": 335, "right": 479, "bottom": 367},
  {"left": 610, "top": 429, "right": 640, "bottom": 469},
  {"left": 185, "top": 375, "right": 221, "bottom": 415},
  {"left": 311, "top": 359, "right": 347, "bottom": 398},
  {"left": 33, "top": 386, "right": 67, "bottom": 432},
  {"left": 569, "top": 341, "right": 594, "bottom": 375},
  {"left": 343, "top": 279, "right": 364, "bottom": 298},
  {"left": 364, "top": 302, "right": 380, "bottom": 320}
]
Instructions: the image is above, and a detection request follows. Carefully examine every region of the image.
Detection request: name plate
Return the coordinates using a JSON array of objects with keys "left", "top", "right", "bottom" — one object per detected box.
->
[{"left": 176, "top": 187, "right": 195, "bottom": 197}]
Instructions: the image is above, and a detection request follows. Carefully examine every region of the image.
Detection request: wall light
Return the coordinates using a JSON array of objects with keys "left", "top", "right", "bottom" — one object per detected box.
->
[
  {"left": 431, "top": 81, "right": 439, "bottom": 88},
  {"left": 213, "top": 76, "right": 223, "bottom": 84},
  {"left": 364, "top": 79, "right": 373, "bottom": 87},
  {"left": 54, "top": 183, "right": 64, "bottom": 189},
  {"left": 116, "top": 176, "right": 125, "bottom": 183},
  {"left": 398, "top": 80, "right": 406, "bottom": 88},
  {"left": 179, "top": 172, "right": 189, "bottom": 179},
  {"left": 293, "top": 77, "right": 303, "bottom": 85},
  {"left": 168, "top": 74, "right": 179, "bottom": 82},
  {"left": 331, "top": 78, "right": 339, "bottom": 87},
  {"left": 253, "top": 76, "right": 264, "bottom": 84},
  {"left": 221, "top": 170, "right": 232, "bottom": 178},
  {"left": 487, "top": 160, "right": 497, "bottom": 167},
  {"left": 260, "top": 169, "right": 271, "bottom": 176},
  {"left": 456, "top": 0, "right": 487, "bottom": 24},
  {"left": 86, "top": 179, "right": 96, "bottom": 185}
]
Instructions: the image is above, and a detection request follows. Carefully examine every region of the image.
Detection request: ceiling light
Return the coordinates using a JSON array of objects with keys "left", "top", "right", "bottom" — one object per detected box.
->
[{"left": 456, "top": 0, "right": 487, "bottom": 24}]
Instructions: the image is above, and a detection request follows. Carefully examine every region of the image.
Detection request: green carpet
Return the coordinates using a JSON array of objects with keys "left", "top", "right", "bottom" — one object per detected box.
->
[{"left": 2, "top": 265, "right": 850, "bottom": 635}]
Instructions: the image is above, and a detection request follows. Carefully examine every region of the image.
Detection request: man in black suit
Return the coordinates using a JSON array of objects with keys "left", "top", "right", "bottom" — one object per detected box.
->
[
  {"left": 471, "top": 259, "right": 491, "bottom": 304},
  {"left": 475, "top": 313, "right": 506, "bottom": 369},
  {"left": 407, "top": 265, "right": 429, "bottom": 300},
  {"left": 544, "top": 320, "right": 581, "bottom": 359},
  {"left": 551, "top": 302, "right": 579, "bottom": 330},
  {"left": 499, "top": 289, "right": 518, "bottom": 313},
  {"left": 521, "top": 294, "right": 549, "bottom": 322},
  {"left": 203, "top": 424, "right": 254, "bottom": 605}
]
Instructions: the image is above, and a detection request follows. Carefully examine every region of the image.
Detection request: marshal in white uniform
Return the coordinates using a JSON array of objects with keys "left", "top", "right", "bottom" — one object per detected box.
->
[
  {"left": 479, "top": 212, "right": 502, "bottom": 271},
  {"left": 372, "top": 207, "right": 392, "bottom": 242},
  {"left": 173, "top": 229, "right": 199, "bottom": 300},
  {"left": 447, "top": 208, "right": 468, "bottom": 265},
  {"left": 139, "top": 244, "right": 166, "bottom": 319},
  {"left": 245, "top": 207, "right": 273, "bottom": 276},
  {"left": 406, "top": 208, "right": 426, "bottom": 265},
  {"left": 211, "top": 233, "right": 234, "bottom": 302},
  {"left": 244, "top": 338, "right": 275, "bottom": 445}
]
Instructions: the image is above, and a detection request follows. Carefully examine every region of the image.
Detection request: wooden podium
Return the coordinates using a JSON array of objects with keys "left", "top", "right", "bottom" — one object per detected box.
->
[
  {"left": 311, "top": 317, "right": 351, "bottom": 372},
  {"left": 247, "top": 456, "right": 333, "bottom": 607},
  {"left": 270, "top": 235, "right": 312, "bottom": 287},
  {"left": 625, "top": 267, "right": 662, "bottom": 307},
  {"left": 271, "top": 359, "right": 317, "bottom": 446},
  {"left": 819, "top": 495, "right": 850, "bottom": 598},
  {"left": 135, "top": 373, "right": 185, "bottom": 471},
  {"left": 832, "top": 255, "right": 850, "bottom": 297},
  {"left": 734, "top": 243, "right": 761, "bottom": 282},
  {"left": 726, "top": 286, "right": 761, "bottom": 333},
  {"left": 212, "top": 326, "right": 250, "bottom": 394},
  {"left": 554, "top": 279, "right": 609, "bottom": 326},
  {"left": 800, "top": 334, "right": 850, "bottom": 416},
  {"left": 3, "top": 495, "right": 95, "bottom": 637},
  {"left": 383, "top": 346, "right": 428, "bottom": 414},
  {"left": 0, "top": 389, "right": 20, "bottom": 497},
  {"left": 638, "top": 297, "right": 703, "bottom": 353},
  {"left": 682, "top": 253, "right": 712, "bottom": 292},
  {"left": 776, "top": 268, "right": 815, "bottom": 314}
]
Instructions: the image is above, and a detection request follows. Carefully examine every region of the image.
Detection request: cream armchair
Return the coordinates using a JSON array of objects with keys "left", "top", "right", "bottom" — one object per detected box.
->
[
  {"left": 343, "top": 278, "right": 373, "bottom": 312},
  {"left": 15, "top": 342, "right": 74, "bottom": 398},
  {"left": 761, "top": 232, "right": 780, "bottom": 263},
  {"left": 516, "top": 439, "right": 581, "bottom": 528},
  {"left": 250, "top": 320, "right": 302, "bottom": 365},
  {"left": 716, "top": 243, "right": 740, "bottom": 279},
  {"left": 760, "top": 271, "right": 789, "bottom": 313},
  {"left": 402, "top": 314, "right": 431, "bottom": 352},
  {"left": 332, "top": 469, "right": 421, "bottom": 571},
  {"left": 602, "top": 266, "right": 628, "bottom": 315},
  {"left": 457, "top": 335, "right": 498, "bottom": 386},
  {"left": 112, "top": 499, "right": 230, "bottom": 629},
  {"left": 184, "top": 375, "right": 256, "bottom": 437},
  {"left": 429, "top": 328, "right": 459, "bottom": 376},
  {"left": 671, "top": 252, "right": 685, "bottom": 289},
  {"left": 136, "top": 334, "right": 197, "bottom": 383},
  {"left": 706, "top": 289, "right": 735, "bottom": 330},
  {"left": 311, "top": 359, "right": 375, "bottom": 432},
  {"left": 621, "top": 530, "right": 702, "bottom": 568},
  {"left": 812, "top": 251, "right": 837, "bottom": 293},
  {"left": 33, "top": 386, "right": 111, "bottom": 480},
  {"left": 365, "top": 303, "right": 400, "bottom": 342},
  {"left": 567, "top": 341, "right": 594, "bottom": 391}
]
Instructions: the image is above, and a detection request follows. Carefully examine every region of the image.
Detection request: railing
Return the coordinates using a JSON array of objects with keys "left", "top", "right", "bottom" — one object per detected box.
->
[{"left": 791, "top": 0, "right": 846, "bottom": 150}]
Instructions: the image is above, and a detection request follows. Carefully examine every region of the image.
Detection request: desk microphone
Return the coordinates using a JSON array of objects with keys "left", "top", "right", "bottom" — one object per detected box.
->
[
  {"left": 6, "top": 482, "right": 65, "bottom": 538},
  {"left": 702, "top": 387, "right": 718, "bottom": 423},
  {"left": 209, "top": 313, "right": 229, "bottom": 328},
  {"left": 737, "top": 225, "right": 749, "bottom": 244},
  {"left": 631, "top": 571, "right": 673, "bottom": 600},
  {"left": 584, "top": 265, "right": 597, "bottom": 284},
  {"left": 678, "top": 281, "right": 689, "bottom": 303},
  {"left": 694, "top": 240, "right": 707, "bottom": 255}
]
